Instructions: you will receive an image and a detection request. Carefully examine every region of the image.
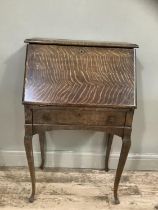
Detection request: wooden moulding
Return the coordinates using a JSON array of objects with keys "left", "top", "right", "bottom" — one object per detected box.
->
[
  {"left": 31, "top": 124, "right": 131, "bottom": 138},
  {"left": 24, "top": 38, "right": 139, "bottom": 48}
]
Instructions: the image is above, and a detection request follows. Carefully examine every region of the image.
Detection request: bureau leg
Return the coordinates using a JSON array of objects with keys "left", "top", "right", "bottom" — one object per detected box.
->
[
  {"left": 105, "top": 133, "right": 113, "bottom": 172},
  {"left": 24, "top": 135, "right": 35, "bottom": 203},
  {"left": 39, "top": 132, "right": 46, "bottom": 170},
  {"left": 113, "top": 136, "right": 131, "bottom": 204}
]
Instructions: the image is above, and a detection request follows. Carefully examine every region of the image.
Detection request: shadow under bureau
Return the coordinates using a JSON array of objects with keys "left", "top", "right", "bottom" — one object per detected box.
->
[{"left": 22, "top": 38, "right": 139, "bottom": 204}]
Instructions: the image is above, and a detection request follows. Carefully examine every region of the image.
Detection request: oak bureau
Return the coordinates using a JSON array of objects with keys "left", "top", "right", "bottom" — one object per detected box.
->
[{"left": 22, "top": 38, "right": 139, "bottom": 204}]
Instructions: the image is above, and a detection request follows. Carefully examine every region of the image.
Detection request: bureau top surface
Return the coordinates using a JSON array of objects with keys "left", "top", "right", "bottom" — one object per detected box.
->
[
  {"left": 25, "top": 38, "right": 138, "bottom": 49},
  {"left": 23, "top": 41, "right": 137, "bottom": 108}
]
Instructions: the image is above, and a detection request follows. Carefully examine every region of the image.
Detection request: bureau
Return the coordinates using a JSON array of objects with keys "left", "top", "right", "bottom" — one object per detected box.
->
[{"left": 22, "top": 38, "right": 138, "bottom": 204}]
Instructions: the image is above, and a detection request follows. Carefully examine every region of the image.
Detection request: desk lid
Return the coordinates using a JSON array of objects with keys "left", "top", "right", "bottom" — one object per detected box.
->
[
  {"left": 23, "top": 42, "right": 137, "bottom": 108},
  {"left": 25, "top": 38, "right": 139, "bottom": 49}
]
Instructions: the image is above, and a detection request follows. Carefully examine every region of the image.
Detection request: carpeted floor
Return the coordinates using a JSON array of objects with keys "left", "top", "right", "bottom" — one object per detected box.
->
[{"left": 0, "top": 167, "right": 158, "bottom": 210}]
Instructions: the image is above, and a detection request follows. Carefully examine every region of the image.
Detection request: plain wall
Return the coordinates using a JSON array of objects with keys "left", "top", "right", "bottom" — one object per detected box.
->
[{"left": 0, "top": 0, "right": 158, "bottom": 169}]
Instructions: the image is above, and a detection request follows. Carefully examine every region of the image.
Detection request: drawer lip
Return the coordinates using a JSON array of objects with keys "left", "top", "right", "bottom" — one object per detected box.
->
[
  {"left": 26, "top": 104, "right": 132, "bottom": 111},
  {"left": 33, "top": 109, "right": 126, "bottom": 127},
  {"left": 23, "top": 101, "right": 136, "bottom": 109}
]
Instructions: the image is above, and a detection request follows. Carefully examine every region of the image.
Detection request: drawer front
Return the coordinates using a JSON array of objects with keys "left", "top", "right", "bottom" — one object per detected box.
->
[{"left": 33, "top": 109, "right": 126, "bottom": 126}]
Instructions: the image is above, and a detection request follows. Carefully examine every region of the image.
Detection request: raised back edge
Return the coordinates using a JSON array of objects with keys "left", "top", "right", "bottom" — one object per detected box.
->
[{"left": 24, "top": 38, "right": 139, "bottom": 48}]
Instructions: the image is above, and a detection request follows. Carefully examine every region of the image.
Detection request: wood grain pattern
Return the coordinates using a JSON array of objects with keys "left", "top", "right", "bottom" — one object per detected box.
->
[
  {"left": 23, "top": 44, "right": 135, "bottom": 107},
  {"left": 25, "top": 38, "right": 139, "bottom": 48}
]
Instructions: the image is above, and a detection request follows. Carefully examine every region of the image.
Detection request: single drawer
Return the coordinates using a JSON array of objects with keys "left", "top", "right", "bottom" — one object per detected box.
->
[{"left": 33, "top": 109, "right": 126, "bottom": 126}]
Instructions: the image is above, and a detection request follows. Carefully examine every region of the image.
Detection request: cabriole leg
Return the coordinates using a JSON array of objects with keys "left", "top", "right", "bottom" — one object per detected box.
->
[
  {"left": 24, "top": 135, "right": 35, "bottom": 202},
  {"left": 113, "top": 136, "right": 131, "bottom": 204},
  {"left": 105, "top": 133, "right": 114, "bottom": 172},
  {"left": 39, "top": 132, "right": 46, "bottom": 170}
]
